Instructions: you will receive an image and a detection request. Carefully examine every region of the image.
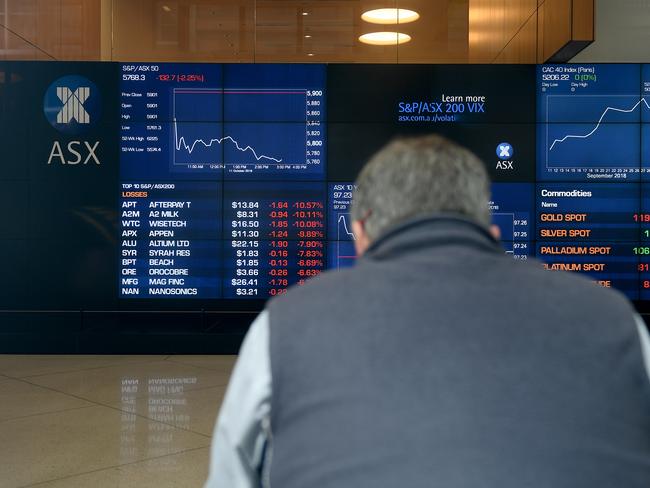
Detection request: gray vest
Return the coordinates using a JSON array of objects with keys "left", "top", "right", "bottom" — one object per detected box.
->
[{"left": 267, "top": 217, "right": 650, "bottom": 488}]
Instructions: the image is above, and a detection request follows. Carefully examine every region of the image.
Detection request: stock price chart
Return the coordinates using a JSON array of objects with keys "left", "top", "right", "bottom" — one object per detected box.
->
[{"left": 120, "top": 63, "right": 325, "bottom": 179}]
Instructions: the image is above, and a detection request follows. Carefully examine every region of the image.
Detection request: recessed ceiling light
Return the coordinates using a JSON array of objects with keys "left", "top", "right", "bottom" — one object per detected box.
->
[
  {"left": 361, "top": 8, "right": 420, "bottom": 24},
  {"left": 302, "top": 12, "right": 309, "bottom": 16},
  {"left": 359, "top": 32, "right": 412, "bottom": 46},
  {"left": 162, "top": 5, "right": 172, "bottom": 12},
  {"left": 307, "top": 53, "right": 315, "bottom": 56},
  {"left": 304, "top": 34, "right": 312, "bottom": 38}
]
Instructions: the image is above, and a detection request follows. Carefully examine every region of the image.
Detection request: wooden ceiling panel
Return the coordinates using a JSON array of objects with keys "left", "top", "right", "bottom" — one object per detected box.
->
[{"left": 0, "top": 0, "right": 474, "bottom": 63}]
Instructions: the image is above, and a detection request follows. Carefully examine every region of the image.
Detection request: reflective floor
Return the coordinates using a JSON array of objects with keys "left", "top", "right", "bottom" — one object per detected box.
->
[{"left": 0, "top": 355, "right": 237, "bottom": 487}]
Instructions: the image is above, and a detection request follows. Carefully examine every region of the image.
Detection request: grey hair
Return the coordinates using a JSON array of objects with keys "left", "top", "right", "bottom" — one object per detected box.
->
[{"left": 350, "top": 134, "right": 492, "bottom": 241}]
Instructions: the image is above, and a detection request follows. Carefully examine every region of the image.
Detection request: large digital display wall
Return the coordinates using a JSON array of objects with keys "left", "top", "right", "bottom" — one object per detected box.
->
[
  {"left": 2, "top": 62, "right": 650, "bottom": 310},
  {"left": 118, "top": 63, "right": 534, "bottom": 299}
]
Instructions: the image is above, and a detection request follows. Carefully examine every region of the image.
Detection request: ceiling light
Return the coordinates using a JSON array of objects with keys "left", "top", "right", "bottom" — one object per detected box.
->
[
  {"left": 302, "top": 12, "right": 309, "bottom": 16},
  {"left": 304, "top": 34, "right": 312, "bottom": 38},
  {"left": 359, "top": 32, "right": 412, "bottom": 46},
  {"left": 162, "top": 5, "right": 172, "bottom": 12},
  {"left": 361, "top": 8, "right": 419, "bottom": 24},
  {"left": 307, "top": 53, "right": 315, "bottom": 56}
]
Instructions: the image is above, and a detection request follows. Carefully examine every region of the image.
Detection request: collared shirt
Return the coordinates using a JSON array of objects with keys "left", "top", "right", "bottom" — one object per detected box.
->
[{"left": 204, "top": 312, "right": 650, "bottom": 488}]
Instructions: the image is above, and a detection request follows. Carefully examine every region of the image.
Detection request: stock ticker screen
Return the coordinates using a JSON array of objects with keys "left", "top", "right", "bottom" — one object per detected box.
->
[
  {"left": 6, "top": 61, "right": 650, "bottom": 306},
  {"left": 115, "top": 62, "right": 650, "bottom": 302},
  {"left": 117, "top": 63, "right": 538, "bottom": 299}
]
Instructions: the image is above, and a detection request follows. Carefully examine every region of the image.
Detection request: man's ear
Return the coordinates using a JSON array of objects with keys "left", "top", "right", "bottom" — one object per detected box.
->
[
  {"left": 352, "top": 220, "right": 371, "bottom": 257},
  {"left": 490, "top": 224, "right": 501, "bottom": 241}
]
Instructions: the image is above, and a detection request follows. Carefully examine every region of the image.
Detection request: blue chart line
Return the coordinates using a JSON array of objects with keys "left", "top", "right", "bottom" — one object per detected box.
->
[
  {"left": 549, "top": 98, "right": 650, "bottom": 151},
  {"left": 173, "top": 119, "right": 283, "bottom": 163}
]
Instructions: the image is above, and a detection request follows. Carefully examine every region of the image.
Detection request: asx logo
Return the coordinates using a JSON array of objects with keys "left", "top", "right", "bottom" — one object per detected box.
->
[
  {"left": 55, "top": 86, "right": 91, "bottom": 124},
  {"left": 43, "top": 75, "right": 102, "bottom": 165}
]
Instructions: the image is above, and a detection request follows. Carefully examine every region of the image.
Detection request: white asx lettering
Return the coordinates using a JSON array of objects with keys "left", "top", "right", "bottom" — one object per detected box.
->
[{"left": 47, "top": 141, "right": 100, "bottom": 165}]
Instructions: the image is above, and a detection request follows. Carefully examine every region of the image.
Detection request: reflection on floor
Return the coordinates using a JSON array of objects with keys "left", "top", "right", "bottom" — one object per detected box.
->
[{"left": 0, "top": 355, "right": 237, "bottom": 487}]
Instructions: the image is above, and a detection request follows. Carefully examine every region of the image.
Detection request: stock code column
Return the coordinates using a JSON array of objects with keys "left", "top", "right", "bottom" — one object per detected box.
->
[{"left": 223, "top": 182, "right": 326, "bottom": 298}]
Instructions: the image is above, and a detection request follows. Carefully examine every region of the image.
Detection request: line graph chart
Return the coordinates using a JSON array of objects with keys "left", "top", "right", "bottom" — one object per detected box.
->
[
  {"left": 327, "top": 183, "right": 357, "bottom": 268},
  {"left": 119, "top": 63, "right": 327, "bottom": 180},
  {"left": 171, "top": 87, "right": 325, "bottom": 176},
  {"left": 536, "top": 64, "right": 646, "bottom": 180},
  {"left": 543, "top": 95, "right": 643, "bottom": 171},
  {"left": 328, "top": 183, "right": 356, "bottom": 241},
  {"left": 548, "top": 98, "right": 650, "bottom": 151},
  {"left": 337, "top": 214, "right": 356, "bottom": 241}
]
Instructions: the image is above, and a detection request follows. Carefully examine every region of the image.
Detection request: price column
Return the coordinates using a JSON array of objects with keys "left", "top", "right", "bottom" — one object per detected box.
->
[
  {"left": 637, "top": 187, "right": 650, "bottom": 299},
  {"left": 223, "top": 182, "right": 326, "bottom": 298}
]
